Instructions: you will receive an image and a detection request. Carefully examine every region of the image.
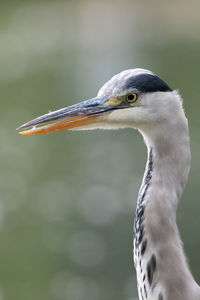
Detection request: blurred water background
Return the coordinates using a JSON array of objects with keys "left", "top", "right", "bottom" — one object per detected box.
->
[{"left": 0, "top": 0, "right": 200, "bottom": 299}]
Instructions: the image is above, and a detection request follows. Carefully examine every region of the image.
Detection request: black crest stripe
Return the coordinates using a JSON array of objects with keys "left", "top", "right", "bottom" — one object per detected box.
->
[{"left": 124, "top": 74, "right": 172, "bottom": 93}]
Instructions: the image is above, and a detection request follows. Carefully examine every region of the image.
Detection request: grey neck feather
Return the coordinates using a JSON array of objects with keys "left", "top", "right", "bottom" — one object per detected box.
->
[{"left": 134, "top": 113, "right": 200, "bottom": 300}]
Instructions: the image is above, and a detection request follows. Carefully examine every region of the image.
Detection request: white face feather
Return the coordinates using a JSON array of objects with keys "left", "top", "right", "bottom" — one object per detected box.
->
[{"left": 104, "top": 91, "right": 182, "bottom": 127}]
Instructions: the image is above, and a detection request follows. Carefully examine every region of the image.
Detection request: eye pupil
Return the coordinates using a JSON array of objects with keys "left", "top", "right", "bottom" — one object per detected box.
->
[{"left": 128, "top": 94, "right": 134, "bottom": 100}]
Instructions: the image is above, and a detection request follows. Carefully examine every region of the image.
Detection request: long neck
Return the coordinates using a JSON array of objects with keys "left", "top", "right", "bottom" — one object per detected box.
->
[{"left": 134, "top": 115, "right": 200, "bottom": 300}]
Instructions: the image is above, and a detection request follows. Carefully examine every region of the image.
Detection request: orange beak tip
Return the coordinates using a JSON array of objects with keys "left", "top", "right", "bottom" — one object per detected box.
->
[
  {"left": 18, "top": 132, "right": 28, "bottom": 136},
  {"left": 18, "top": 131, "right": 30, "bottom": 135}
]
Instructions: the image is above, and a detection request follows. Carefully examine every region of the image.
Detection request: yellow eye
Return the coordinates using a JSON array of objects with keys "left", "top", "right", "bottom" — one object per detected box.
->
[{"left": 126, "top": 93, "right": 138, "bottom": 103}]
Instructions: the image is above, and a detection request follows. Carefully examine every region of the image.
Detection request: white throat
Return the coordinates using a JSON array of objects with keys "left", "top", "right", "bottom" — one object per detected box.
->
[{"left": 134, "top": 103, "right": 200, "bottom": 300}]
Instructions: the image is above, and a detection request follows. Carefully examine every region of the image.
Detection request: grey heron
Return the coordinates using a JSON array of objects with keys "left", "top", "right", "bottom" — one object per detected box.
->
[{"left": 17, "top": 69, "right": 200, "bottom": 300}]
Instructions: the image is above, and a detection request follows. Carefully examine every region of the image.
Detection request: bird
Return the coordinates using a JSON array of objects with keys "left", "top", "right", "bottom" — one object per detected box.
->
[{"left": 17, "top": 68, "right": 200, "bottom": 300}]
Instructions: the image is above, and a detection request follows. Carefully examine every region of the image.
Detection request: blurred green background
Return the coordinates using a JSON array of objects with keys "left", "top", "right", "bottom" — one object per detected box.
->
[{"left": 0, "top": 0, "right": 200, "bottom": 299}]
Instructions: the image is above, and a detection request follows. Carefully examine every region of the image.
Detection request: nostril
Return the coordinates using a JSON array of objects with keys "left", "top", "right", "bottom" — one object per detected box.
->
[{"left": 86, "top": 103, "right": 99, "bottom": 108}]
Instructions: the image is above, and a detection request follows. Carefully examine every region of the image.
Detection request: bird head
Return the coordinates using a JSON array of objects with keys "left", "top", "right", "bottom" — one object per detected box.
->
[{"left": 17, "top": 68, "right": 182, "bottom": 135}]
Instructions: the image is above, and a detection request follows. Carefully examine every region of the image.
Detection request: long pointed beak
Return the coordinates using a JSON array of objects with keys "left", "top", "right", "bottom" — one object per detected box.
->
[{"left": 16, "top": 96, "right": 123, "bottom": 135}]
